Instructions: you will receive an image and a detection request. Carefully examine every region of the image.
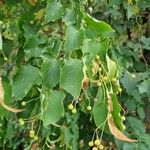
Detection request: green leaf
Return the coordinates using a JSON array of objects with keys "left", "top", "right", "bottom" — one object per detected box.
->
[
  {"left": 63, "top": 8, "right": 82, "bottom": 26},
  {"left": 82, "top": 38, "right": 100, "bottom": 55},
  {"left": 111, "top": 94, "right": 124, "bottom": 131},
  {"left": 127, "top": 117, "right": 146, "bottom": 134},
  {"left": 137, "top": 106, "right": 145, "bottom": 120},
  {"left": 3, "top": 20, "right": 20, "bottom": 41},
  {"left": 64, "top": 26, "right": 84, "bottom": 52},
  {"left": 45, "top": 0, "right": 64, "bottom": 23},
  {"left": 5, "top": 122, "right": 16, "bottom": 141},
  {"left": 106, "top": 55, "right": 117, "bottom": 79},
  {"left": 93, "top": 89, "right": 109, "bottom": 131},
  {"left": 12, "top": 65, "right": 41, "bottom": 100},
  {"left": 123, "top": 143, "right": 137, "bottom": 150},
  {"left": 60, "top": 59, "right": 84, "bottom": 98},
  {"left": 24, "top": 36, "right": 46, "bottom": 59},
  {"left": 84, "top": 13, "right": 115, "bottom": 39},
  {"left": 127, "top": 5, "right": 135, "bottom": 19},
  {"left": 138, "top": 79, "right": 150, "bottom": 97},
  {"left": 99, "top": 38, "right": 109, "bottom": 62},
  {"left": 140, "top": 134, "right": 150, "bottom": 149},
  {"left": 41, "top": 59, "right": 60, "bottom": 89},
  {"left": 42, "top": 90, "right": 65, "bottom": 126},
  {"left": 121, "top": 73, "right": 141, "bottom": 101},
  {"left": 96, "top": 86, "right": 105, "bottom": 103},
  {"left": 109, "top": 0, "right": 122, "bottom": 5},
  {"left": 92, "top": 101, "right": 108, "bottom": 131},
  {"left": 61, "top": 127, "right": 73, "bottom": 147},
  {"left": 50, "top": 39, "right": 62, "bottom": 58},
  {"left": 140, "top": 36, "right": 150, "bottom": 50}
]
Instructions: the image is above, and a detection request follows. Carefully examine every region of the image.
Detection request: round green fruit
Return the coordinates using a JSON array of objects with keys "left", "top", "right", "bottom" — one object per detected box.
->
[
  {"left": 68, "top": 104, "right": 74, "bottom": 110},
  {"left": 88, "top": 141, "right": 94, "bottom": 147},
  {"left": 87, "top": 105, "right": 92, "bottom": 111}
]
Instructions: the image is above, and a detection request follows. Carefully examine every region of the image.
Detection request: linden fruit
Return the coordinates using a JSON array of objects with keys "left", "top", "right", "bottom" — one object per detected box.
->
[
  {"left": 19, "top": 120, "right": 25, "bottom": 126},
  {"left": 72, "top": 108, "right": 77, "bottom": 114},
  {"left": 34, "top": 135, "right": 38, "bottom": 141},
  {"left": 21, "top": 101, "right": 26, "bottom": 106},
  {"left": 122, "top": 125, "right": 126, "bottom": 130},
  {"left": 99, "top": 144, "right": 104, "bottom": 150},
  {"left": 94, "top": 139, "right": 100, "bottom": 146},
  {"left": 97, "top": 82, "right": 102, "bottom": 87},
  {"left": 87, "top": 105, "right": 92, "bottom": 111},
  {"left": 99, "top": 68, "right": 102, "bottom": 72},
  {"left": 95, "top": 55, "right": 100, "bottom": 60},
  {"left": 118, "top": 88, "right": 122, "bottom": 92},
  {"left": 121, "top": 116, "right": 126, "bottom": 121},
  {"left": 112, "top": 78, "right": 117, "bottom": 83},
  {"left": 131, "top": 74, "right": 136, "bottom": 78},
  {"left": 88, "top": 141, "right": 94, "bottom": 147},
  {"left": 19, "top": 118, "right": 24, "bottom": 123},
  {"left": 92, "top": 147, "right": 98, "bottom": 150},
  {"left": 68, "top": 104, "right": 74, "bottom": 110},
  {"left": 29, "top": 130, "right": 35, "bottom": 138},
  {"left": 103, "top": 76, "right": 108, "bottom": 81}
]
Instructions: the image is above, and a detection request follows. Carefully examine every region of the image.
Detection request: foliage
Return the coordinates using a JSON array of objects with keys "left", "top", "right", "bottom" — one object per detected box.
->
[
  {"left": 89, "top": 0, "right": 150, "bottom": 149},
  {"left": 0, "top": 0, "right": 150, "bottom": 150}
]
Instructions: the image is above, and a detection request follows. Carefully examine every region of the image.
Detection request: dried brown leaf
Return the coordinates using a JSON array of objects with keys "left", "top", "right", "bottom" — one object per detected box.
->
[
  {"left": 107, "top": 93, "right": 137, "bottom": 142},
  {"left": 0, "top": 77, "right": 4, "bottom": 99},
  {"left": 108, "top": 115, "right": 137, "bottom": 142},
  {"left": 82, "top": 76, "right": 90, "bottom": 89},
  {"left": 107, "top": 93, "right": 113, "bottom": 112},
  {"left": 0, "top": 99, "right": 24, "bottom": 113}
]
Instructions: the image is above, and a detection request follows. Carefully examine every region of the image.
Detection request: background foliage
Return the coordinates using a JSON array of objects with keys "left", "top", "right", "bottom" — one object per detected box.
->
[{"left": 0, "top": 0, "right": 150, "bottom": 150}]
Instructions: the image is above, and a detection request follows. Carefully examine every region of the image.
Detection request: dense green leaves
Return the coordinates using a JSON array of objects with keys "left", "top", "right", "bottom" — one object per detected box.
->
[
  {"left": 12, "top": 65, "right": 41, "bottom": 100},
  {"left": 0, "top": 0, "right": 149, "bottom": 149},
  {"left": 41, "top": 90, "right": 65, "bottom": 126},
  {"left": 60, "top": 59, "right": 84, "bottom": 98}
]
